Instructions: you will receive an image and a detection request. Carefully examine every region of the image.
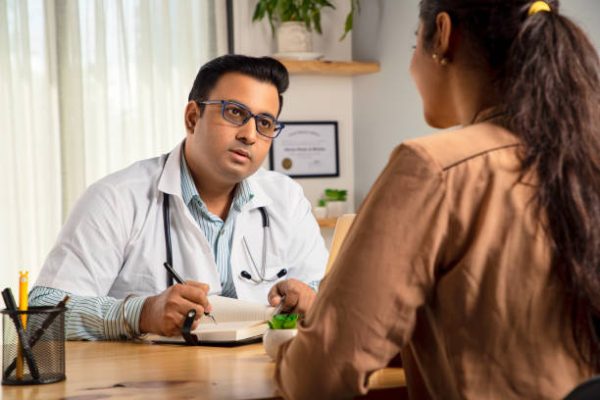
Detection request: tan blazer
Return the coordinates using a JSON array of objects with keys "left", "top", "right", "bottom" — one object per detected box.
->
[{"left": 275, "top": 123, "right": 593, "bottom": 399}]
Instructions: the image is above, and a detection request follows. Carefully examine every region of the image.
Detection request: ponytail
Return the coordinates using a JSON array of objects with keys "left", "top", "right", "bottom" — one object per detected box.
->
[
  {"left": 503, "top": 5, "right": 600, "bottom": 369},
  {"left": 419, "top": 0, "right": 600, "bottom": 369}
]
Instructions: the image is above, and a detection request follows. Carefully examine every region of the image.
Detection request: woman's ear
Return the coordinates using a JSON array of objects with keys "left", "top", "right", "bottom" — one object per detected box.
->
[
  {"left": 434, "top": 12, "right": 452, "bottom": 62},
  {"left": 184, "top": 101, "right": 199, "bottom": 134}
]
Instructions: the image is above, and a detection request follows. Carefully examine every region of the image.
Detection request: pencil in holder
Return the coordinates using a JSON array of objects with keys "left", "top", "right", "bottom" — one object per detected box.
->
[{"left": 2, "top": 306, "right": 66, "bottom": 385}]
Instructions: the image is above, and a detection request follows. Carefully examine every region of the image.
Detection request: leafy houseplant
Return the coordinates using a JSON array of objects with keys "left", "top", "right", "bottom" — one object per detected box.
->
[
  {"left": 323, "top": 188, "right": 347, "bottom": 202},
  {"left": 252, "top": 0, "right": 359, "bottom": 43},
  {"left": 320, "top": 188, "right": 348, "bottom": 218},
  {"left": 263, "top": 313, "right": 300, "bottom": 360},
  {"left": 268, "top": 313, "right": 299, "bottom": 329}
]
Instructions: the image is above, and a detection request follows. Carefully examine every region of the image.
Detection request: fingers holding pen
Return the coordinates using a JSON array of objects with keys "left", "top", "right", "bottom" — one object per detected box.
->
[
  {"left": 181, "top": 281, "right": 212, "bottom": 313},
  {"left": 179, "top": 282, "right": 214, "bottom": 330},
  {"left": 268, "top": 279, "right": 315, "bottom": 314},
  {"left": 139, "top": 280, "right": 212, "bottom": 336}
]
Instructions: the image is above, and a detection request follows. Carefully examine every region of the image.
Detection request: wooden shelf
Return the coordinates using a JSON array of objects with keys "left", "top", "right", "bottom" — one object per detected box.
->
[
  {"left": 277, "top": 59, "right": 380, "bottom": 76},
  {"left": 317, "top": 217, "right": 338, "bottom": 228}
]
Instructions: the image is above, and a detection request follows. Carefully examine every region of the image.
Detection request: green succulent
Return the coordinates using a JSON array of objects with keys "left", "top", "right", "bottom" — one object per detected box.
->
[{"left": 268, "top": 313, "right": 299, "bottom": 329}]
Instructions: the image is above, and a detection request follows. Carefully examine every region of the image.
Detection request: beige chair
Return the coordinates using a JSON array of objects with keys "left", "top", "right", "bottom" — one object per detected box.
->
[{"left": 324, "top": 213, "right": 356, "bottom": 274}]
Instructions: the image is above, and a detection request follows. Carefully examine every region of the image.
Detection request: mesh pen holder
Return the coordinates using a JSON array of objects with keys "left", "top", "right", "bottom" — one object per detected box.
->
[{"left": 2, "top": 306, "right": 66, "bottom": 385}]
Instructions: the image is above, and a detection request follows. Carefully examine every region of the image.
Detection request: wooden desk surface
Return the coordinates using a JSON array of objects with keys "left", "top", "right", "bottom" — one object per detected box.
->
[{"left": 1, "top": 341, "right": 405, "bottom": 399}]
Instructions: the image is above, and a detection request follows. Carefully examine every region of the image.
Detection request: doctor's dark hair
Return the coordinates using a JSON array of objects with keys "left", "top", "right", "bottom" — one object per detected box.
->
[
  {"left": 188, "top": 54, "right": 289, "bottom": 115},
  {"left": 419, "top": 0, "right": 600, "bottom": 368}
]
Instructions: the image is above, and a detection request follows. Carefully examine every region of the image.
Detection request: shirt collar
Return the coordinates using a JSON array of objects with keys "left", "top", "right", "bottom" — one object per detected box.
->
[
  {"left": 180, "top": 152, "right": 199, "bottom": 207},
  {"left": 179, "top": 146, "right": 254, "bottom": 211}
]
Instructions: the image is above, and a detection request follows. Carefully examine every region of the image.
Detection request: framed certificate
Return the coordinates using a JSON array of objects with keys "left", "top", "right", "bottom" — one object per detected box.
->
[{"left": 269, "top": 121, "right": 339, "bottom": 178}]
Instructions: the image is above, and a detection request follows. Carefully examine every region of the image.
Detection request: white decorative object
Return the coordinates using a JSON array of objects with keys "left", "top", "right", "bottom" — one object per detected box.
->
[
  {"left": 312, "top": 206, "right": 327, "bottom": 219},
  {"left": 263, "top": 329, "right": 298, "bottom": 360},
  {"left": 277, "top": 21, "right": 312, "bottom": 53},
  {"left": 273, "top": 52, "right": 323, "bottom": 61},
  {"left": 326, "top": 201, "right": 347, "bottom": 218}
]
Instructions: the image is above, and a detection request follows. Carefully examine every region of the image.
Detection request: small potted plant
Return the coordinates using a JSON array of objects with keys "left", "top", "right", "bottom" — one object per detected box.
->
[
  {"left": 323, "top": 188, "right": 348, "bottom": 218},
  {"left": 312, "top": 198, "right": 328, "bottom": 219},
  {"left": 252, "top": 0, "right": 359, "bottom": 56},
  {"left": 263, "top": 313, "right": 299, "bottom": 360}
]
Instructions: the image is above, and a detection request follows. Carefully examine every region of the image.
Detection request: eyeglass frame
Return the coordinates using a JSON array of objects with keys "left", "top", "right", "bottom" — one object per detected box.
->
[{"left": 196, "top": 99, "right": 285, "bottom": 139}]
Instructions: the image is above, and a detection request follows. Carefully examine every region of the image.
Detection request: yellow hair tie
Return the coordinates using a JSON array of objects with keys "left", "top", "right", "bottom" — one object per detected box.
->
[{"left": 528, "top": 1, "right": 551, "bottom": 16}]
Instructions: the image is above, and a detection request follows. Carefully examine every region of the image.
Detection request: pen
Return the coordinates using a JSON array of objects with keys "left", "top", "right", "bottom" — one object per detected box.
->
[
  {"left": 163, "top": 262, "right": 217, "bottom": 324},
  {"left": 2, "top": 288, "right": 40, "bottom": 381},
  {"left": 273, "top": 295, "right": 287, "bottom": 316}
]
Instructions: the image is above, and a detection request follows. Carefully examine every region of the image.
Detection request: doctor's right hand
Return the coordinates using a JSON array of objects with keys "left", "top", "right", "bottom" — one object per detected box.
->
[{"left": 139, "top": 281, "right": 212, "bottom": 337}]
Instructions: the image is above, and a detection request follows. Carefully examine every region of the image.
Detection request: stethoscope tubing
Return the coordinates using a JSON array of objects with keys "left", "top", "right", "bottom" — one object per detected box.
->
[
  {"left": 160, "top": 150, "right": 286, "bottom": 287},
  {"left": 162, "top": 192, "right": 285, "bottom": 286}
]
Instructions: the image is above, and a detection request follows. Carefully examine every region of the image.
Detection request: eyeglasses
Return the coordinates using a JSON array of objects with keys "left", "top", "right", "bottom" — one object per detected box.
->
[{"left": 197, "top": 100, "right": 285, "bottom": 139}]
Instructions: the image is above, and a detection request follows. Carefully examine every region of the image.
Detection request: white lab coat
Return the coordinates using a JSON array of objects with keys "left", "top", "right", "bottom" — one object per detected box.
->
[{"left": 36, "top": 141, "right": 328, "bottom": 304}]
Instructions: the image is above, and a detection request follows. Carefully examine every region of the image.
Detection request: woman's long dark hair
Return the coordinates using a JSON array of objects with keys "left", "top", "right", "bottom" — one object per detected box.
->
[{"left": 420, "top": 0, "right": 600, "bottom": 369}]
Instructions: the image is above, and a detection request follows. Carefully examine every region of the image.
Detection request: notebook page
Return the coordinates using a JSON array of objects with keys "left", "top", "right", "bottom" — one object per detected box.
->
[
  {"left": 193, "top": 321, "right": 268, "bottom": 341},
  {"left": 198, "top": 296, "right": 275, "bottom": 325}
]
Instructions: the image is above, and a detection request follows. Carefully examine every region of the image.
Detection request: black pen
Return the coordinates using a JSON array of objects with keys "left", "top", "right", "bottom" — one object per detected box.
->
[
  {"left": 2, "top": 288, "right": 40, "bottom": 380},
  {"left": 163, "top": 262, "right": 217, "bottom": 324}
]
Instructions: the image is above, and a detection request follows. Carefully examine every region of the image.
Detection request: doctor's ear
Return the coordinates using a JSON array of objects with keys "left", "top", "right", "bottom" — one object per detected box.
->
[{"left": 184, "top": 101, "right": 201, "bottom": 134}]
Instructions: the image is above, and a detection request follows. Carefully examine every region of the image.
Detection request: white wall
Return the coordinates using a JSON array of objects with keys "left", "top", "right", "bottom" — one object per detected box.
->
[
  {"left": 234, "top": 0, "right": 356, "bottom": 211},
  {"left": 352, "top": 0, "right": 600, "bottom": 206},
  {"left": 352, "top": 0, "right": 429, "bottom": 204}
]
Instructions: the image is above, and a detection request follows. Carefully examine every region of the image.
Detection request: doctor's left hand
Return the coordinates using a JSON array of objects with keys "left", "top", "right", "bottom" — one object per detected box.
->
[{"left": 268, "top": 279, "right": 316, "bottom": 315}]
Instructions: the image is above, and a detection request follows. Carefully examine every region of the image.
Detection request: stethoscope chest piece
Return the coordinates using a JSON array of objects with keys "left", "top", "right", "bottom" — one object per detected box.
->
[{"left": 239, "top": 207, "right": 287, "bottom": 284}]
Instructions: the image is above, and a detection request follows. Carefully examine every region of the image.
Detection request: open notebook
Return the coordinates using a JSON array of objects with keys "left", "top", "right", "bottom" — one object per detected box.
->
[{"left": 148, "top": 295, "right": 275, "bottom": 345}]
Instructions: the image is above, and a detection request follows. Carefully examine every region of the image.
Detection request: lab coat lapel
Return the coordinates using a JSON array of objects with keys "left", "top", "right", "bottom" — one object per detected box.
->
[{"left": 157, "top": 141, "right": 184, "bottom": 198}]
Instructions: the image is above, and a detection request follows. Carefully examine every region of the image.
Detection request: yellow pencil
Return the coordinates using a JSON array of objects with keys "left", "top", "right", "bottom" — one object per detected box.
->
[{"left": 16, "top": 270, "right": 28, "bottom": 380}]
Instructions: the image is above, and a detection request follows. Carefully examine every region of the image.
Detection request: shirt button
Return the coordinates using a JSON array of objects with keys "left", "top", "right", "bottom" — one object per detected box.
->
[{"left": 219, "top": 230, "right": 225, "bottom": 236}]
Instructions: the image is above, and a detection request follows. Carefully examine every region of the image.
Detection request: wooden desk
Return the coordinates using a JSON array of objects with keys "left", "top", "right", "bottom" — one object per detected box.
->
[{"left": 1, "top": 341, "right": 405, "bottom": 399}]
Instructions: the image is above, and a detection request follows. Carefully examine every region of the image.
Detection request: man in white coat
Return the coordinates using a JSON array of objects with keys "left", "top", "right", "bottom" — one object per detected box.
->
[{"left": 31, "top": 55, "right": 328, "bottom": 340}]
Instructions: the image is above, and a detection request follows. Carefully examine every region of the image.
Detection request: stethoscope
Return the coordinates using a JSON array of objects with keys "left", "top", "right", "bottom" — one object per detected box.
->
[
  {"left": 162, "top": 154, "right": 287, "bottom": 286},
  {"left": 238, "top": 206, "right": 287, "bottom": 284}
]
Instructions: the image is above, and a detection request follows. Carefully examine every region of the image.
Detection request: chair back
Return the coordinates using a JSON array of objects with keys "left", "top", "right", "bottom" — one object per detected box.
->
[
  {"left": 325, "top": 213, "right": 356, "bottom": 275},
  {"left": 564, "top": 376, "right": 600, "bottom": 400}
]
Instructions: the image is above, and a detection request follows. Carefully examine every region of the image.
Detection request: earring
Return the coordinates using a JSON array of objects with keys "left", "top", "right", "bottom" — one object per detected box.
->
[{"left": 432, "top": 53, "right": 449, "bottom": 66}]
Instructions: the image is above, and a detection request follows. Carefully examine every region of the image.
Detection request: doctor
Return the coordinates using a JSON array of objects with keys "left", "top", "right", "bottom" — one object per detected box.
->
[{"left": 30, "top": 55, "right": 328, "bottom": 340}]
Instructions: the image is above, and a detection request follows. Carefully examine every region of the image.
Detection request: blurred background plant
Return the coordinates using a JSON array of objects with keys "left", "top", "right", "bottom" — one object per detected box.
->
[
  {"left": 323, "top": 188, "right": 347, "bottom": 202},
  {"left": 252, "top": 0, "right": 359, "bottom": 40}
]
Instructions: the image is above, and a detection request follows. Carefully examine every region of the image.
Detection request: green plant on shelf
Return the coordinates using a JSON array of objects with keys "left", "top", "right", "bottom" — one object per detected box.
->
[
  {"left": 252, "top": 0, "right": 359, "bottom": 40},
  {"left": 324, "top": 188, "right": 347, "bottom": 202}
]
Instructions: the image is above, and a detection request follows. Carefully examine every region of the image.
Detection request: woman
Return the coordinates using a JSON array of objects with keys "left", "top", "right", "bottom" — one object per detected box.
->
[{"left": 275, "top": 1, "right": 600, "bottom": 398}]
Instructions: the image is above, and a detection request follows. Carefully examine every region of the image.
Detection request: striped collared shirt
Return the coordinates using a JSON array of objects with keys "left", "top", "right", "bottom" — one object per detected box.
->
[{"left": 180, "top": 151, "right": 253, "bottom": 298}]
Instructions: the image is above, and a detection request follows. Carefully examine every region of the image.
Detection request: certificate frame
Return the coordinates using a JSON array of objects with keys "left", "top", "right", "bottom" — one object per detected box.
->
[{"left": 269, "top": 121, "right": 339, "bottom": 178}]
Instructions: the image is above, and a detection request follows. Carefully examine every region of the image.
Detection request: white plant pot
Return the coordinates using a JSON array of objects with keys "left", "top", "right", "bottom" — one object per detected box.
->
[
  {"left": 326, "top": 201, "right": 347, "bottom": 218},
  {"left": 263, "top": 328, "right": 298, "bottom": 361},
  {"left": 312, "top": 206, "right": 327, "bottom": 219},
  {"left": 277, "top": 21, "right": 312, "bottom": 53}
]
